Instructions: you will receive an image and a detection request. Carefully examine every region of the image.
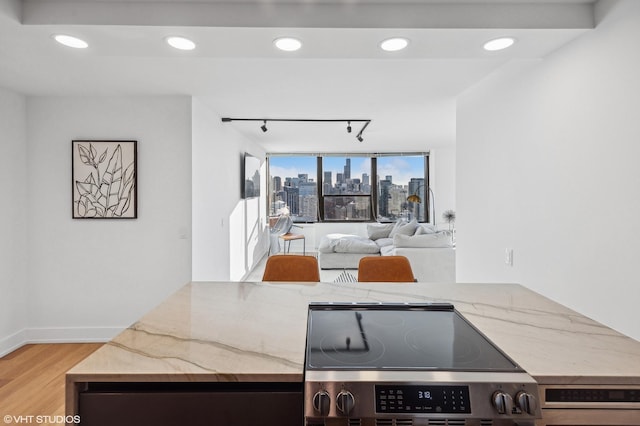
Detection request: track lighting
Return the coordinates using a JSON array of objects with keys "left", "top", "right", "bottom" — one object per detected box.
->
[
  {"left": 221, "top": 117, "right": 371, "bottom": 142},
  {"left": 356, "top": 120, "right": 370, "bottom": 143}
]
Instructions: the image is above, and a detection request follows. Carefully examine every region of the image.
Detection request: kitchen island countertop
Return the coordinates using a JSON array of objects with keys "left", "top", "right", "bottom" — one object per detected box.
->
[{"left": 67, "top": 281, "right": 640, "bottom": 391}]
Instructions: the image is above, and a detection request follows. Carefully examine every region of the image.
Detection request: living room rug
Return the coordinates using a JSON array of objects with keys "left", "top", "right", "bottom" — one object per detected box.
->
[{"left": 333, "top": 270, "right": 358, "bottom": 283}]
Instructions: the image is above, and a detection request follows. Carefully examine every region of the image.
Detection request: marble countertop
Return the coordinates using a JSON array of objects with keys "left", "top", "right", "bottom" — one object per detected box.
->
[{"left": 67, "top": 281, "right": 640, "bottom": 386}]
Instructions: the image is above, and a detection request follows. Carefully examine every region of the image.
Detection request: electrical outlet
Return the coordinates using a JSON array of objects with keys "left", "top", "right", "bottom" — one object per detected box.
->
[{"left": 505, "top": 248, "right": 514, "bottom": 266}]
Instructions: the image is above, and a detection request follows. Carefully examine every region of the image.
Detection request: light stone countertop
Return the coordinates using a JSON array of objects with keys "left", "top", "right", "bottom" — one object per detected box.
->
[{"left": 67, "top": 281, "right": 640, "bottom": 387}]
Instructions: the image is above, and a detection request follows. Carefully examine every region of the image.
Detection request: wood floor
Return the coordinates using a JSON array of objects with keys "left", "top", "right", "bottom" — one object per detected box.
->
[{"left": 0, "top": 343, "right": 102, "bottom": 425}]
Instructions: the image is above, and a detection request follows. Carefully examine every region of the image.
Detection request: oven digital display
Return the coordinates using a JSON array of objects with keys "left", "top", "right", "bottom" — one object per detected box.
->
[{"left": 375, "top": 385, "right": 471, "bottom": 414}]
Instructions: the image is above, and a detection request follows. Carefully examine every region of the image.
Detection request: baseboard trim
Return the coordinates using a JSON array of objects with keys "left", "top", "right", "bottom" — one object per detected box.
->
[
  {"left": 0, "top": 326, "right": 124, "bottom": 357},
  {"left": 0, "top": 329, "right": 28, "bottom": 358}
]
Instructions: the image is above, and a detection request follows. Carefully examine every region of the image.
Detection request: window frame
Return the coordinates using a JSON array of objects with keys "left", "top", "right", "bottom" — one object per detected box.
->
[
  {"left": 267, "top": 153, "right": 430, "bottom": 223},
  {"left": 317, "top": 156, "right": 374, "bottom": 222}
]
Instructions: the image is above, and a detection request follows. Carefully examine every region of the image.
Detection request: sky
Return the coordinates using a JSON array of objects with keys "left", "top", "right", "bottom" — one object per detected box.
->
[{"left": 269, "top": 155, "right": 425, "bottom": 186}]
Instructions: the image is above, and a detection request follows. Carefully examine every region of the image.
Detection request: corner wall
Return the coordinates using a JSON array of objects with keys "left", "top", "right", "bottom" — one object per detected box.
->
[
  {"left": 25, "top": 96, "right": 193, "bottom": 341},
  {"left": 0, "top": 87, "right": 28, "bottom": 356},
  {"left": 457, "top": 0, "right": 640, "bottom": 340},
  {"left": 430, "top": 147, "right": 456, "bottom": 229},
  {"left": 191, "top": 98, "right": 268, "bottom": 281}
]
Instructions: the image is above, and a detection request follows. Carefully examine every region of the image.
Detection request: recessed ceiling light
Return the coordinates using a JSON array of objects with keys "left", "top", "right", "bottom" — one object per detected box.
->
[
  {"left": 274, "top": 37, "right": 302, "bottom": 52},
  {"left": 483, "top": 37, "right": 516, "bottom": 51},
  {"left": 53, "top": 34, "right": 88, "bottom": 49},
  {"left": 166, "top": 36, "right": 196, "bottom": 51},
  {"left": 380, "top": 37, "right": 409, "bottom": 52}
]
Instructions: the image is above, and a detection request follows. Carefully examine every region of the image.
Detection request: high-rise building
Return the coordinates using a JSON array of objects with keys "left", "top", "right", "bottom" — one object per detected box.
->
[
  {"left": 299, "top": 182, "right": 317, "bottom": 197},
  {"left": 388, "top": 186, "right": 407, "bottom": 220},
  {"left": 284, "top": 186, "right": 299, "bottom": 215},
  {"left": 299, "top": 182, "right": 318, "bottom": 221},
  {"left": 323, "top": 171, "right": 333, "bottom": 194},
  {"left": 378, "top": 178, "right": 393, "bottom": 218},
  {"left": 324, "top": 171, "right": 332, "bottom": 187},
  {"left": 272, "top": 176, "right": 282, "bottom": 192},
  {"left": 300, "top": 195, "right": 318, "bottom": 222},
  {"left": 344, "top": 158, "right": 351, "bottom": 180},
  {"left": 362, "top": 173, "right": 369, "bottom": 185}
]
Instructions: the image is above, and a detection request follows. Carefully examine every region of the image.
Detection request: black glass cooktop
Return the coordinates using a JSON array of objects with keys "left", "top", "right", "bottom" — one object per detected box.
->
[{"left": 305, "top": 303, "right": 522, "bottom": 372}]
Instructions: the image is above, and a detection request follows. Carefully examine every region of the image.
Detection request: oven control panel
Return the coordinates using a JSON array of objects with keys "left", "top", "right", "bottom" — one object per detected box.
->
[
  {"left": 375, "top": 385, "right": 471, "bottom": 414},
  {"left": 304, "top": 371, "right": 542, "bottom": 423}
]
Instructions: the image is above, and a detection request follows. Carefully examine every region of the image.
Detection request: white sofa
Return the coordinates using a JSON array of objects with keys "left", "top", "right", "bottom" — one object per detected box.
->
[{"left": 318, "top": 221, "right": 456, "bottom": 282}]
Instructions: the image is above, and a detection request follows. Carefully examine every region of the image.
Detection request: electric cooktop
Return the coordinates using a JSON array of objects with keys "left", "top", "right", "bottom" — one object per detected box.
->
[{"left": 306, "top": 302, "right": 522, "bottom": 372}]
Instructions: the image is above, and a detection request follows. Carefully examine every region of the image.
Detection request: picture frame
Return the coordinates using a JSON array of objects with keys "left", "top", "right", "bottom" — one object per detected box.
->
[
  {"left": 72, "top": 140, "right": 138, "bottom": 219},
  {"left": 243, "top": 153, "right": 261, "bottom": 199}
]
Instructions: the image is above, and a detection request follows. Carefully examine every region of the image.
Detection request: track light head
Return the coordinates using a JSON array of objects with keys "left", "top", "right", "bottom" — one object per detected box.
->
[
  {"left": 356, "top": 120, "right": 370, "bottom": 143},
  {"left": 347, "top": 121, "right": 352, "bottom": 133},
  {"left": 261, "top": 120, "right": 268, "bottom": 132}
]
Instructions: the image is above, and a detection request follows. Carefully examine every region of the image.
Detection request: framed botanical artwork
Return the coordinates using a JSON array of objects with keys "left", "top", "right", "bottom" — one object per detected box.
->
[{"left": 72, "top": 140, "right": 137, "bottom": 219}]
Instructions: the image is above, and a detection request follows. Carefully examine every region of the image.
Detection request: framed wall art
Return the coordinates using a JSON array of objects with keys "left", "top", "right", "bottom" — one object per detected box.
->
[{"left": 72, "top": 140, "right": 138, "bottom": 219}]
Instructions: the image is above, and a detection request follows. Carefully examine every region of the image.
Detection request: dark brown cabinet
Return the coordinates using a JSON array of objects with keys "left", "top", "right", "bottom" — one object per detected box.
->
[{"left": 78, "top": 382, "right": 303, "bottom": 426}]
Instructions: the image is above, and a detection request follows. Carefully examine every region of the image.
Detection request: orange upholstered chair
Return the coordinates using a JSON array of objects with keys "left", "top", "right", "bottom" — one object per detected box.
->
[
  {"left": 357, "top": 256, "right": 416, "bottom": 282},
  {"left": 262, "top": 255, "right": 320, "bottom": 282}
]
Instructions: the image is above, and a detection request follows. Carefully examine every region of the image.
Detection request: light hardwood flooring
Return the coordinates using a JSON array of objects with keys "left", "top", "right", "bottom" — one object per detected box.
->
[{"left": 0, "top": 343, "right": 102, "bottom": 425}]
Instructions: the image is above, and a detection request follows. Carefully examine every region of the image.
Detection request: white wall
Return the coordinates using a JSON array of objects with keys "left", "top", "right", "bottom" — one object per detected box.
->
[
  {"left": 430, "top": 147, "right": 456, "bottom": 230},
  {"left": 457, "top": 0, "right": 640, "bottom": 340},
  {"left": 25, "top": 96, "right": 192, "bottom": 341},
  {"left": 191, "top": 98, "right": 268, "bottom": 281},
  {"left": 0, "top": 87, "right": 28, "bottom": 356}
]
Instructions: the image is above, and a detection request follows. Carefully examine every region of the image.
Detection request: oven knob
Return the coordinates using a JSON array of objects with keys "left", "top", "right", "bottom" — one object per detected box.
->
[
  {"left": 515, "top": 391, "right": 537, "bottom": 415},
  {"left": 336, "top": 390, "right": 355, "bottom": 415},
  {"left": 313, "top": 390, "right": 331, "bottom": 416},
  {"left": 492, "top": 391, "right": 514, "bottom": 415}
]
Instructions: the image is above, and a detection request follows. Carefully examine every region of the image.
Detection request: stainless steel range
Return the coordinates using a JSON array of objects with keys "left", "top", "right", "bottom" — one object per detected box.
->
[{"left": 304, "top": 303, "right": 542, "bottom": 426}]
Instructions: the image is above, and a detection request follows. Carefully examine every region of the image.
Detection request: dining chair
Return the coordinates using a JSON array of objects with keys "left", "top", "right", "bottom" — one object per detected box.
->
[
  {"left": 262, "top": 255, "right": 320, "bottom": 282},
  {"left": 357, "top": 255, "right": 416, "bottom": 282}
]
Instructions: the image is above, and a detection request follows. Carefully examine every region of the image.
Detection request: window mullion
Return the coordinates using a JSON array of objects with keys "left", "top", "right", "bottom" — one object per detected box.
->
[
  {"left": 371, "top": 157, "right": 378, "bottom": 221},
  {"left": 317, "top": 156, "right": 324, "bottom": 221}
]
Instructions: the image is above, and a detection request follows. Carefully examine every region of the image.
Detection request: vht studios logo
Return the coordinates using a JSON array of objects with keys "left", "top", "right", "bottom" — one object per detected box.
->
[{"left": 3, "top": 415, "right": 81, "bottom": 424}]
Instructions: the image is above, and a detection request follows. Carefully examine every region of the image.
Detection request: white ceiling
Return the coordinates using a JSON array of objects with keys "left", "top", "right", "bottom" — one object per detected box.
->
[{"left": 0, "top": 0, "right": 596, "bottom": 152}]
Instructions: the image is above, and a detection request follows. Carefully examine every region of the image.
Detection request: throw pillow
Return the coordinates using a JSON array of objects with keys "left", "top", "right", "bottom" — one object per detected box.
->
[
  {"left": 414, "top": 224, "right": 437, "bottom": 235},
  {"left": 389, "top": 218, "right": 418, "bottom": 238},
  {"left": 366, "top": 223, "right": 395, "bottom": 240}
]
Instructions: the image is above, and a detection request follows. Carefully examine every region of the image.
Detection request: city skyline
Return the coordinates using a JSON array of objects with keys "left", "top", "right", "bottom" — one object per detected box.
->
[
  {"left": 269, "top": 155, "right": 425, "bottom": 187},
  {"left": 269, "top": 155, "right": 426, "bottom": 221}
]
